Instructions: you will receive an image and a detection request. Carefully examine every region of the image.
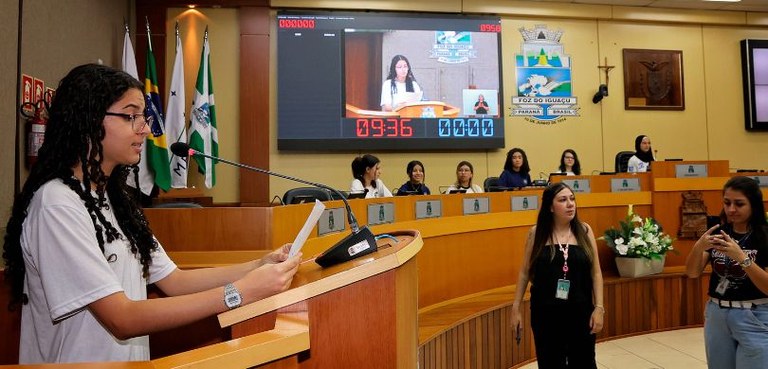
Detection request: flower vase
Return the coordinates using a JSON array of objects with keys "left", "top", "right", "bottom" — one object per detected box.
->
[{"left": 615, "top": 255, "right": 665, "bottom": 278}]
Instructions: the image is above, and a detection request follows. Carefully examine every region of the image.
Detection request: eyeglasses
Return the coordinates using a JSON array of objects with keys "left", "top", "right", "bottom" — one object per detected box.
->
[{"left": 105, "top": 112, "right": 153, "bottom": 133}]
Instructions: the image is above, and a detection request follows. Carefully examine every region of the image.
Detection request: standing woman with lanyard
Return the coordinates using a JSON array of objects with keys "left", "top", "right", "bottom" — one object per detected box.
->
[
  {"left": 686, "top": 176, "right": 768, "bottom": 368},
  {"left": 510, "top": 182, "right": 604, "bottom": 368}
]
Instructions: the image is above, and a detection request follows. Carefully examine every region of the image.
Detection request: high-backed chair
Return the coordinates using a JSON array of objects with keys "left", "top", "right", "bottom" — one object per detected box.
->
[
  {"left": 483, "top": 176, "right": 500, "bottom": 192},
  {"left": 615, "top": 151, "right": 635, "bottom": 172},
  {"left": 282, "top": 187, "right": 332, "bottom": 205}
]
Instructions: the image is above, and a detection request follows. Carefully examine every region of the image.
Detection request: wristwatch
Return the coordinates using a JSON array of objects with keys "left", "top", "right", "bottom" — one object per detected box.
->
[
  {"left": 739, "top": 257, "right": 753, "bottom": 270},
  {"left": 224, "top": 283, "right": 242, "bottom": 309}
]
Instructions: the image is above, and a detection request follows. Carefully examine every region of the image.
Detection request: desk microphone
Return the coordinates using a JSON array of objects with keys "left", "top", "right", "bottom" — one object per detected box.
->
[{"left": 170, "top": 142, "right": 377, "bottom": 268}]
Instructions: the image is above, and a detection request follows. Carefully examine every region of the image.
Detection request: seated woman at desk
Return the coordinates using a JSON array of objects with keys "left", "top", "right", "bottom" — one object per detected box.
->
[
  {"left": 351, "top": 154, "right": 393, "bottom": 198},
  {"left": 627, "top": 135, "right": 655, "bottom": 173},
  {"left": 499, "top": 148, "right": 532, "bottom": 188},
  {"left": 444, "top": 161, "right": 484, "bottom": 194},
  {"left": 397, "top": 160, "right": 431, "bottom": 195},
  {"left": 557, "top": 149, "right": 581, "bottom": 176},
  {"left": 380, "top": 54, "right": 423, "bottom": 112}
]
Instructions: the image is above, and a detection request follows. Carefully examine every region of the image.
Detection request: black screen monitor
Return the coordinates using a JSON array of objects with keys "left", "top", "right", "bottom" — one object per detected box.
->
[
  {"left": 741, "top": 39, "right": 768, "bottom": 131},
  {"left": 396, "top": 190, "right": 420, "bottom": 196},
  {"left": 346, "top": 192, "right": 367, "bottom": 199},
  {"left": 290, "top": 195, "right": 320, "bottom": 204},
  {"left": 277, "top": 10, "right": 504, "bottom": 150},
  {"left": 448, "top": 189, "right": 467, "bottom": 194},
  {"left": 664, "top": 158, "right": 683, "bottom": 161}
]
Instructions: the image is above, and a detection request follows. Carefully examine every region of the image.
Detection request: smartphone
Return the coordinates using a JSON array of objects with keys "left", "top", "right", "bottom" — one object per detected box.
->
[
  {"left": 706, "top": 215, "right": 721, "bottom": 230},
  {"left": 515, "top": 325, "right": 521, "bottom": 345}
]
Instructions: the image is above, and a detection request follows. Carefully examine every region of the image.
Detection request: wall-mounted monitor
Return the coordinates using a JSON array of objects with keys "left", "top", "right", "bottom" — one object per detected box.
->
[
  {"left": 740, "top": 39, "right": 768, "bottom": 131},
  {"left": 276, "top": 11, "right": 504, "bottom": 150}
]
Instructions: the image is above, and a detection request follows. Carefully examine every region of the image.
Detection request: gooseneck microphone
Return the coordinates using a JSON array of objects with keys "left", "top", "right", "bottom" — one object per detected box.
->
[{"left": 170, "top": 142, "right": 377, "bottom": 267}]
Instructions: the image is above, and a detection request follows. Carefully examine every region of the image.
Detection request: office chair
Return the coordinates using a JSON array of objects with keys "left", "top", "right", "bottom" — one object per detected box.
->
[
  {"left": 614, "top": 151, "right": 635, "bottom": 173},
  {"left": 282, "top": 187, "right": 332, "bottom": 205},
  {"left": 483, "top": 176, "right": 500, "bottom": 192}
]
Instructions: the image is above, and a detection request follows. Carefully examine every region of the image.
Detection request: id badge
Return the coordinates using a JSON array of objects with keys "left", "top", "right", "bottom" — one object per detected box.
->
[
  {"left": 556, "top": 279, "right": 570, "bottom": 300},
  {"left": 715, "top": 278, "right": 730, "bottom": 295}
]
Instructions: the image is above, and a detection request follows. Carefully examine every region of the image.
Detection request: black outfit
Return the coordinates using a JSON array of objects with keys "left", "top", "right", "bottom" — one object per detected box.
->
[
  {"left": 707, "top": 225, "right": 768, "bottom": 301},
  {"left": 530, "top": 244, "right": 596, "bottom": 369},
  {"left": 397, "top": 181, "right": 430, "bottom": 195},
  {"left": 474, "top": 100, "right": 489, "bottom": 114}
]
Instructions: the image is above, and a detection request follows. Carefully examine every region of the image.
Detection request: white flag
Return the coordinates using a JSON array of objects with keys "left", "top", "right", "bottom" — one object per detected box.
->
[
  {"left": 189, "top": 28, "right": 218, "bottom": 189},
  {"left": 122, "top": 26, "right": 154, "bottom": 196},
  {"left": 166, "top": 26, "right": 187, "bottom": 188}
]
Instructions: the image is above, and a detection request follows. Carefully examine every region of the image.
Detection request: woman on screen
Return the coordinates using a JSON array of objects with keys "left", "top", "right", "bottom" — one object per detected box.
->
[
  {"left": 627, "top": 135, "right": 655, "bottom": 173},
  {"left": 397, "top": 160, "right": 431, "bottom": 195},
  {"left": 685, "top": 177, "right": 768, "bottom": 369},
  {"left": 350, "top": 154, "right": 393, "bottom": 198},
  {"left": 380, "top": 55, "right": 423, "bottom": 112},
  {"left": 473, "top": 94, "right": 489, "bottom": 115},
  {"left": 444, "top": 161, "right": 483, "bottom": 194},
  {"left": 557, "top": 149, "right": 581, "bottom": 176},
  {"left": 510, "top": 183, "right": 604, "bottom": 369},
  {"left": 499, "top": 148, "right": 532, "bottom": 188}
]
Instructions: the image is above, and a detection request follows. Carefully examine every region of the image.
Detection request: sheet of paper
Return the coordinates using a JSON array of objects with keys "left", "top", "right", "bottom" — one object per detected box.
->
[{"left": 289, "top": 199, "right": 326, "bottom": 257}]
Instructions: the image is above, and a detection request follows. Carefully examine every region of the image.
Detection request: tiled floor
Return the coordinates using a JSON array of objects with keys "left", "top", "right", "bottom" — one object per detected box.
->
[{"left": 519, "top": 327, "right": 707, "bottom": 369}]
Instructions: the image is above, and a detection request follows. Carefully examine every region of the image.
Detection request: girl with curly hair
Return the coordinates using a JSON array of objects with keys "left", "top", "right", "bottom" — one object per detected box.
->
[{"left": 3, "top": 64, "right": 301, "bottom": 364}]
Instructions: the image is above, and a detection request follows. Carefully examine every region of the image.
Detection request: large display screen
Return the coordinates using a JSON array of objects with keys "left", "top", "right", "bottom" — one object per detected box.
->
[
  {"left": 277, "top": 11, "right": 504, "bottom": 150},
  {"left": 741, "top": 39, "right": 768, "bottom": 131}
]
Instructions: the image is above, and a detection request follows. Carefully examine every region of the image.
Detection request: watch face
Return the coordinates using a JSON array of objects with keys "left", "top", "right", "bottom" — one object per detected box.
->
[
  {"left": 226, "top": 294, "right": 242, "bottom": 307},
  {"left": 742, "top": 258, "right": 753, "bottom": 268}
]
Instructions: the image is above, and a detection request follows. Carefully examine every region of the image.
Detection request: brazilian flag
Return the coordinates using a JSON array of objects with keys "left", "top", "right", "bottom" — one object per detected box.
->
[{"left": 144, "top": 29, "right": 171, "bottom": 191}]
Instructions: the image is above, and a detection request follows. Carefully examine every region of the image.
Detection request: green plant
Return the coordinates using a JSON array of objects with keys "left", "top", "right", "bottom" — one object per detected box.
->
[{"left": 600, "top": 205, "right": 675, "bottom": 260}]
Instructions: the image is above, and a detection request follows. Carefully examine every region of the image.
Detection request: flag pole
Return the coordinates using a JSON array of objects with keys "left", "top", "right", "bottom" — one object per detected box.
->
[{"left": 145, "top": 16, "right": 152, "bottom": 51}]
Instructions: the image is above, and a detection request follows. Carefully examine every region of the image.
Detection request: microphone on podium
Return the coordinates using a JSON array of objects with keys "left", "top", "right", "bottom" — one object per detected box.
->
[{"left": 170, "top": 142, "right": 377, "bottom": 268}]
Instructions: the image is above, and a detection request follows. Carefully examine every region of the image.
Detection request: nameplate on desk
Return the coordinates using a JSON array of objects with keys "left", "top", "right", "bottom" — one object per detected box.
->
[
  {"left": 511, "top": 195, "right": 538, "bottom": 211},
  {"left": 463, "top": 197, "right": 489, "bottom": 215},
  {"left": 317, "top": 207, "right": 346, "bottom": 236},
  {"left": 611, "top": 178, "right": 641, "bottom": 192},
  {"left": 367, "top": 202, "right": 395, "bottom": 225},
  {"left": 415, "top": 200, "right": 442, "bottom": 219},
  {"left": 561, "top": 179, "right": 591, "bottom": 193},
  {"left": 749, "top": 176, "right": 768, "bottom": 187},
  {"left": 675, "top": 164, "right": 708, "bottom": 178}
]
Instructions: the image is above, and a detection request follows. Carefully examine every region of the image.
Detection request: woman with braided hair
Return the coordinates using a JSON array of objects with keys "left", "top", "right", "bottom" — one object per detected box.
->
[{"left": 3, "top": 64, "right": 301, "bottom": 364}]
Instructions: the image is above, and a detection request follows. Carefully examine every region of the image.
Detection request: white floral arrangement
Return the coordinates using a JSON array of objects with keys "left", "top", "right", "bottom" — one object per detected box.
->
[{"left": 601, "top": 204, "right": 675, "bottom": 260}]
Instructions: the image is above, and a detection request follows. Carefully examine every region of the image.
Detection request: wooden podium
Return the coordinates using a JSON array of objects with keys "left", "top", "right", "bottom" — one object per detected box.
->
[
  {"left": 395, "top": 101, "right": 459, "bottom": 118},
  {"left": 0, "top": 231, "right": 422, "bottom": 369}
]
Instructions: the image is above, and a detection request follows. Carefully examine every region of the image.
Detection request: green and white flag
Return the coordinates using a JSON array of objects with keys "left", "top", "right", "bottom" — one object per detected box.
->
[
  {"left": 166, "top": 22, "right": 187, "bottom": 188},
  {"left": 189, "top": 27, "right": 217, "bottom": 188}
]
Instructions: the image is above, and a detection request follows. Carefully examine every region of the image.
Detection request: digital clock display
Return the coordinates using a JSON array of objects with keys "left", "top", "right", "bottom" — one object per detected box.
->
[
  {"left": 479, "top": 24, "right": 501, "bottom": 33},
  {"left": 278, "top": 19, "right": 316, "bottom": 29},
  {"left": 277, "top": 11, "right": 504, "bottom": 151}
]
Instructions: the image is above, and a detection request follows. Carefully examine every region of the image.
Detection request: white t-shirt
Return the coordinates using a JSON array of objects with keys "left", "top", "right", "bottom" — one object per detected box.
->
[
  {"left": 627, "top": 155, "right": 651, "bottom": 173},
  {"left": 350, "top": 178, "right": 393, "bottom": 198},
  {"left": 444, "top": 184, "right": 484, "bottom": 194},
  {"left": 380, "top": 79, "right": 423, "bottom": 110},
  {"left": 19, "top": 179, "right": 177, "bottom": 363}
]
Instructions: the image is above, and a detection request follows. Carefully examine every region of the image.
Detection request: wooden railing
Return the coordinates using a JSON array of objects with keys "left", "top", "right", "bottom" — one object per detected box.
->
[{"left": 417, "top": 267, "right": 711, "bottom": 369}]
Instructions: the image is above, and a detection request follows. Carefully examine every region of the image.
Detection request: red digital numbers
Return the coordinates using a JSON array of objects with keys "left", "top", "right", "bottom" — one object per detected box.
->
[
  {"left": 278, "top": 19, "right": 316, "bottom": 29},
  {"left": 479, "top": 24, "right": 501, "bottom": 33},
  {"left": 356, "top": 119, "right": 413, "bottom": 137}
]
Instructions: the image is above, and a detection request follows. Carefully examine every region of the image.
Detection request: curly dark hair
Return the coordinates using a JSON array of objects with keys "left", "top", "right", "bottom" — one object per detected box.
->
[{"left": 3, "top": 63, "right": 158, "bottom": 309}]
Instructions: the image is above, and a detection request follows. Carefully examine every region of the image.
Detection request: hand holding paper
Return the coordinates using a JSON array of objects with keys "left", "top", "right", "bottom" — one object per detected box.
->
[{"left": 289, "top": 199, "right": 326, "bottom": 257}]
